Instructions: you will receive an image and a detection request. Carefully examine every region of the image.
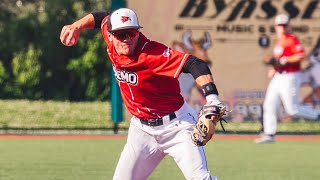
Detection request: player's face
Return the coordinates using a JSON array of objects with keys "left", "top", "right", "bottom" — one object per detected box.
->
[
  {"left": 110, "top": 29, "right": 139, "bottom": 56},
  {"left": 275, "top": 24, "right": 288, "bottom": 38}
]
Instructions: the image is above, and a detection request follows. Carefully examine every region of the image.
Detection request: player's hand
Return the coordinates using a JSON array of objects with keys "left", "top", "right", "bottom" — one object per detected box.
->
[
  {"left": 205, "top": 96, "right": 224, "bottom": 122},
  {"left": 205, "top": 94, "right": 222, "bottom": 106},
  {"left": 267, "top": 69, "right": 276, "bottom": 78},
  {"left": 263, "top": 55, "right": 273, "bottom": 63},
  {"left": 60, "top": 24, "right": 81, "bottom": 46},
  {"left": 279, "top": 56, "right": 288, "bottom": 65},
  {"left": 205, "top": 103, "right": 225, "bottom": 122}
]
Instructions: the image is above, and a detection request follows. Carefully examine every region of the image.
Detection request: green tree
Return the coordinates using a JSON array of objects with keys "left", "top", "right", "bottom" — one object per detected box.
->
[
  {"left": 0, "top": 0, "right": 113, "bottom": 101},
  {"left": 12, "top": 45, "right": 42, "bottom": 98}
]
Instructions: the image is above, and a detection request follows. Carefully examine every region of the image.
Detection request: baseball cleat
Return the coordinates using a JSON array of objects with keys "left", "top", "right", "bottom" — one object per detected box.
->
[{"left": 255, "top": 135, "right": 275, "bottom": 144}]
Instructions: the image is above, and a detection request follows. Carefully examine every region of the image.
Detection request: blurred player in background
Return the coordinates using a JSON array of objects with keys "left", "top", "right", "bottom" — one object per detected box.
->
[
  {"left": 300, "top": 38, "right": 320, "bottom": 108},
  {"left": 60, "top": 8, "right": 223, "bottom": 179},
  {"left": 255, "top": 14, "right": 320, "bottom": 144}
]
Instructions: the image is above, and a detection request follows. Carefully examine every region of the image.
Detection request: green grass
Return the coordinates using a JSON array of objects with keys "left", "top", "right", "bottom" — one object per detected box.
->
[
  {"left": 1, "top": 99, "right": 320, "bottom": 134},
  {"left": 0, "top": 100, "right": 112, "bottom": 128},
  {"left": 0, "top": 138, "right": 320, "bottom": 180},
  {"left": 0, "top": 100, "right": 130, "bottom": 132},
  {"left": 1, "top": 100, "right": 319, "bottom": 179}
]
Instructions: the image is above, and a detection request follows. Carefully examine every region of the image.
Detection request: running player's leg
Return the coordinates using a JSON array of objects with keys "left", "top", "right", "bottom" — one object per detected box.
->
[
  {"left": 263, "top": 76, "right": 281, "bottom": 135},
  {"left": 310, "top": 63, "right": 320, "bottom": 105},
  {"left": 113, "top": 120, "right": 165, "bottom": 180},
  {"left": 281, "top": 73, "right": 320, "bottom": 119}
]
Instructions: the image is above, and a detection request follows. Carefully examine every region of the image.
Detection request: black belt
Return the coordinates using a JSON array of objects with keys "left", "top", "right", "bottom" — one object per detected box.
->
[
  {"left": 140, "top": 113, "right": 176, "bottom": 126},
  {"left": 277, "top": 70, "right": 298, "bottom": 74}
]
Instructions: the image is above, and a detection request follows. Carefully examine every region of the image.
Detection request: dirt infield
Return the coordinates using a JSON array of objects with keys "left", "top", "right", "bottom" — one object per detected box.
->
[{"left": 1, "top": 134, "right": 320, "bottom": 141}]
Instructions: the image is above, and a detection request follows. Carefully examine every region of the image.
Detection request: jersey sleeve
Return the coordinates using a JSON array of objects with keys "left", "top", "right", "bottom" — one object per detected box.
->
[
  {"left": 146, "top": 42, "right": 190, "bottom": 79},
  {"left": 290, "top": 36, "right": 305, "bottom": 55}
]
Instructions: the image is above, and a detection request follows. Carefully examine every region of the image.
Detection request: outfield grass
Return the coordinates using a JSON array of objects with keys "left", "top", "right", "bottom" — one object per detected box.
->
[
  {"left": 0, "top": 138, "right": 319, "bottom": 180},
  {"left": 1, "top": 99, "right": 320, "bottom": 134},
  {"left": 0, "top": 100, "right": 114, "bottom": 128}
]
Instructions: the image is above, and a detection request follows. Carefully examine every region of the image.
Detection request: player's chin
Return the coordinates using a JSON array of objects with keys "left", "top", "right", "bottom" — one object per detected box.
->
[{"left": 120, "top": 48, "right": 134, "bottom": 56}]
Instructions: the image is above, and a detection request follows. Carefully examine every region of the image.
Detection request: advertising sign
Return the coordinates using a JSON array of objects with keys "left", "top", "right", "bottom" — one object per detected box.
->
[{"left": 127, "top": 0, "right": 320, "bottom": 121}]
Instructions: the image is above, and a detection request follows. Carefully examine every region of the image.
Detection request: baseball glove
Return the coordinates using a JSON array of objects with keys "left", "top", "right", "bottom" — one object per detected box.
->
[
  {"left": 265, "top": 57, "right": 283, "bottom": 68},
  {"left": 191, "top": 104, "right": 228, "bottom": 146}
]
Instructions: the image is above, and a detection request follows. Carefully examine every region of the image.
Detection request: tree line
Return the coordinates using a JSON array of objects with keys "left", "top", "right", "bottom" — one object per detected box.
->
[{"left": 0, "top": 0, "right": 114, "bottom": 101}]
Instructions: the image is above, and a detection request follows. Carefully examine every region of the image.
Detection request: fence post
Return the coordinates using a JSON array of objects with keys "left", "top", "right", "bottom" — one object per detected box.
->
[{"left": 111, "top": 0, "right": 126, "bottom": 134}]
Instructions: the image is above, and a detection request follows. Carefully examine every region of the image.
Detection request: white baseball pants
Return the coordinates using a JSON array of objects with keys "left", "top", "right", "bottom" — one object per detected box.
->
[
  {"left": 263, "top": 72, "right": 320, "bottom": 135},
  {"left": 113, "top": 102, "right": 217, "bottom": 180}
]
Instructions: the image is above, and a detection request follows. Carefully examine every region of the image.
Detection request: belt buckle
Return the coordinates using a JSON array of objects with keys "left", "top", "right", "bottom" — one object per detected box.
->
[
  {"left": 147, "top": 119, "right": 156, "bottom": 126},
  {"left": 148, "top": 118, "right": 156, "bottom": 125},
  {"left": 148, "top": 118, "right": 161, "bottom": 126}
]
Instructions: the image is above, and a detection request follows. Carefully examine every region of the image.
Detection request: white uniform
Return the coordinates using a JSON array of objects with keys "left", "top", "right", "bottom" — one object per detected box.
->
[{"left": 113, "top": 102, "right": 217, "bottom": 180}]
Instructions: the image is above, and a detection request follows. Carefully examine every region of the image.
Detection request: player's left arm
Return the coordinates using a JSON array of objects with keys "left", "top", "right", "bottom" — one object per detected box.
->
[
  {"left": 281, "top": 37, "right": 305, "bottom": 64},
  {"left": 182, "top": 55, "right": 220, "bottom": 105},
  {"left": 182, "top": 55, "right": 227, "bottom": 122},
  {"left": 183, "top": 55, "right": 227, "bottom": 146}
]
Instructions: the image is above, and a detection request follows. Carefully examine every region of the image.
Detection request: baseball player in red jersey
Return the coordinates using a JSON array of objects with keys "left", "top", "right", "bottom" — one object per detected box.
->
[
  {"left": 60, "top": 8, "right": 223, "bottom": 179},
  {"left": 255, "top": 14, "right": 320, "bottom": 144}
]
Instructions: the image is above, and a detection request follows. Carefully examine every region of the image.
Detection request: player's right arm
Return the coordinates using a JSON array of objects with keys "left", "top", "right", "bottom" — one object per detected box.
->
[{"left": 60, "top": 11, "right": 109, "bottom": 46}]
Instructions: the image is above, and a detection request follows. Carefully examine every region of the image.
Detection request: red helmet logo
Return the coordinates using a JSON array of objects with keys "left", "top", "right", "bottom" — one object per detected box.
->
[{"left": 121, "top": 16, "right": 130, "bottom": 23}]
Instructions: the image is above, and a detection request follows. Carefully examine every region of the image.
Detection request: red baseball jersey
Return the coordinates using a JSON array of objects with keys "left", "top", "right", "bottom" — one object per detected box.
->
[
  {"left": 273, "top": 34, "right": 305, "bottom": 72},
  {"left": 101, "top": 17, "right": 187, "bottom": 119}
]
